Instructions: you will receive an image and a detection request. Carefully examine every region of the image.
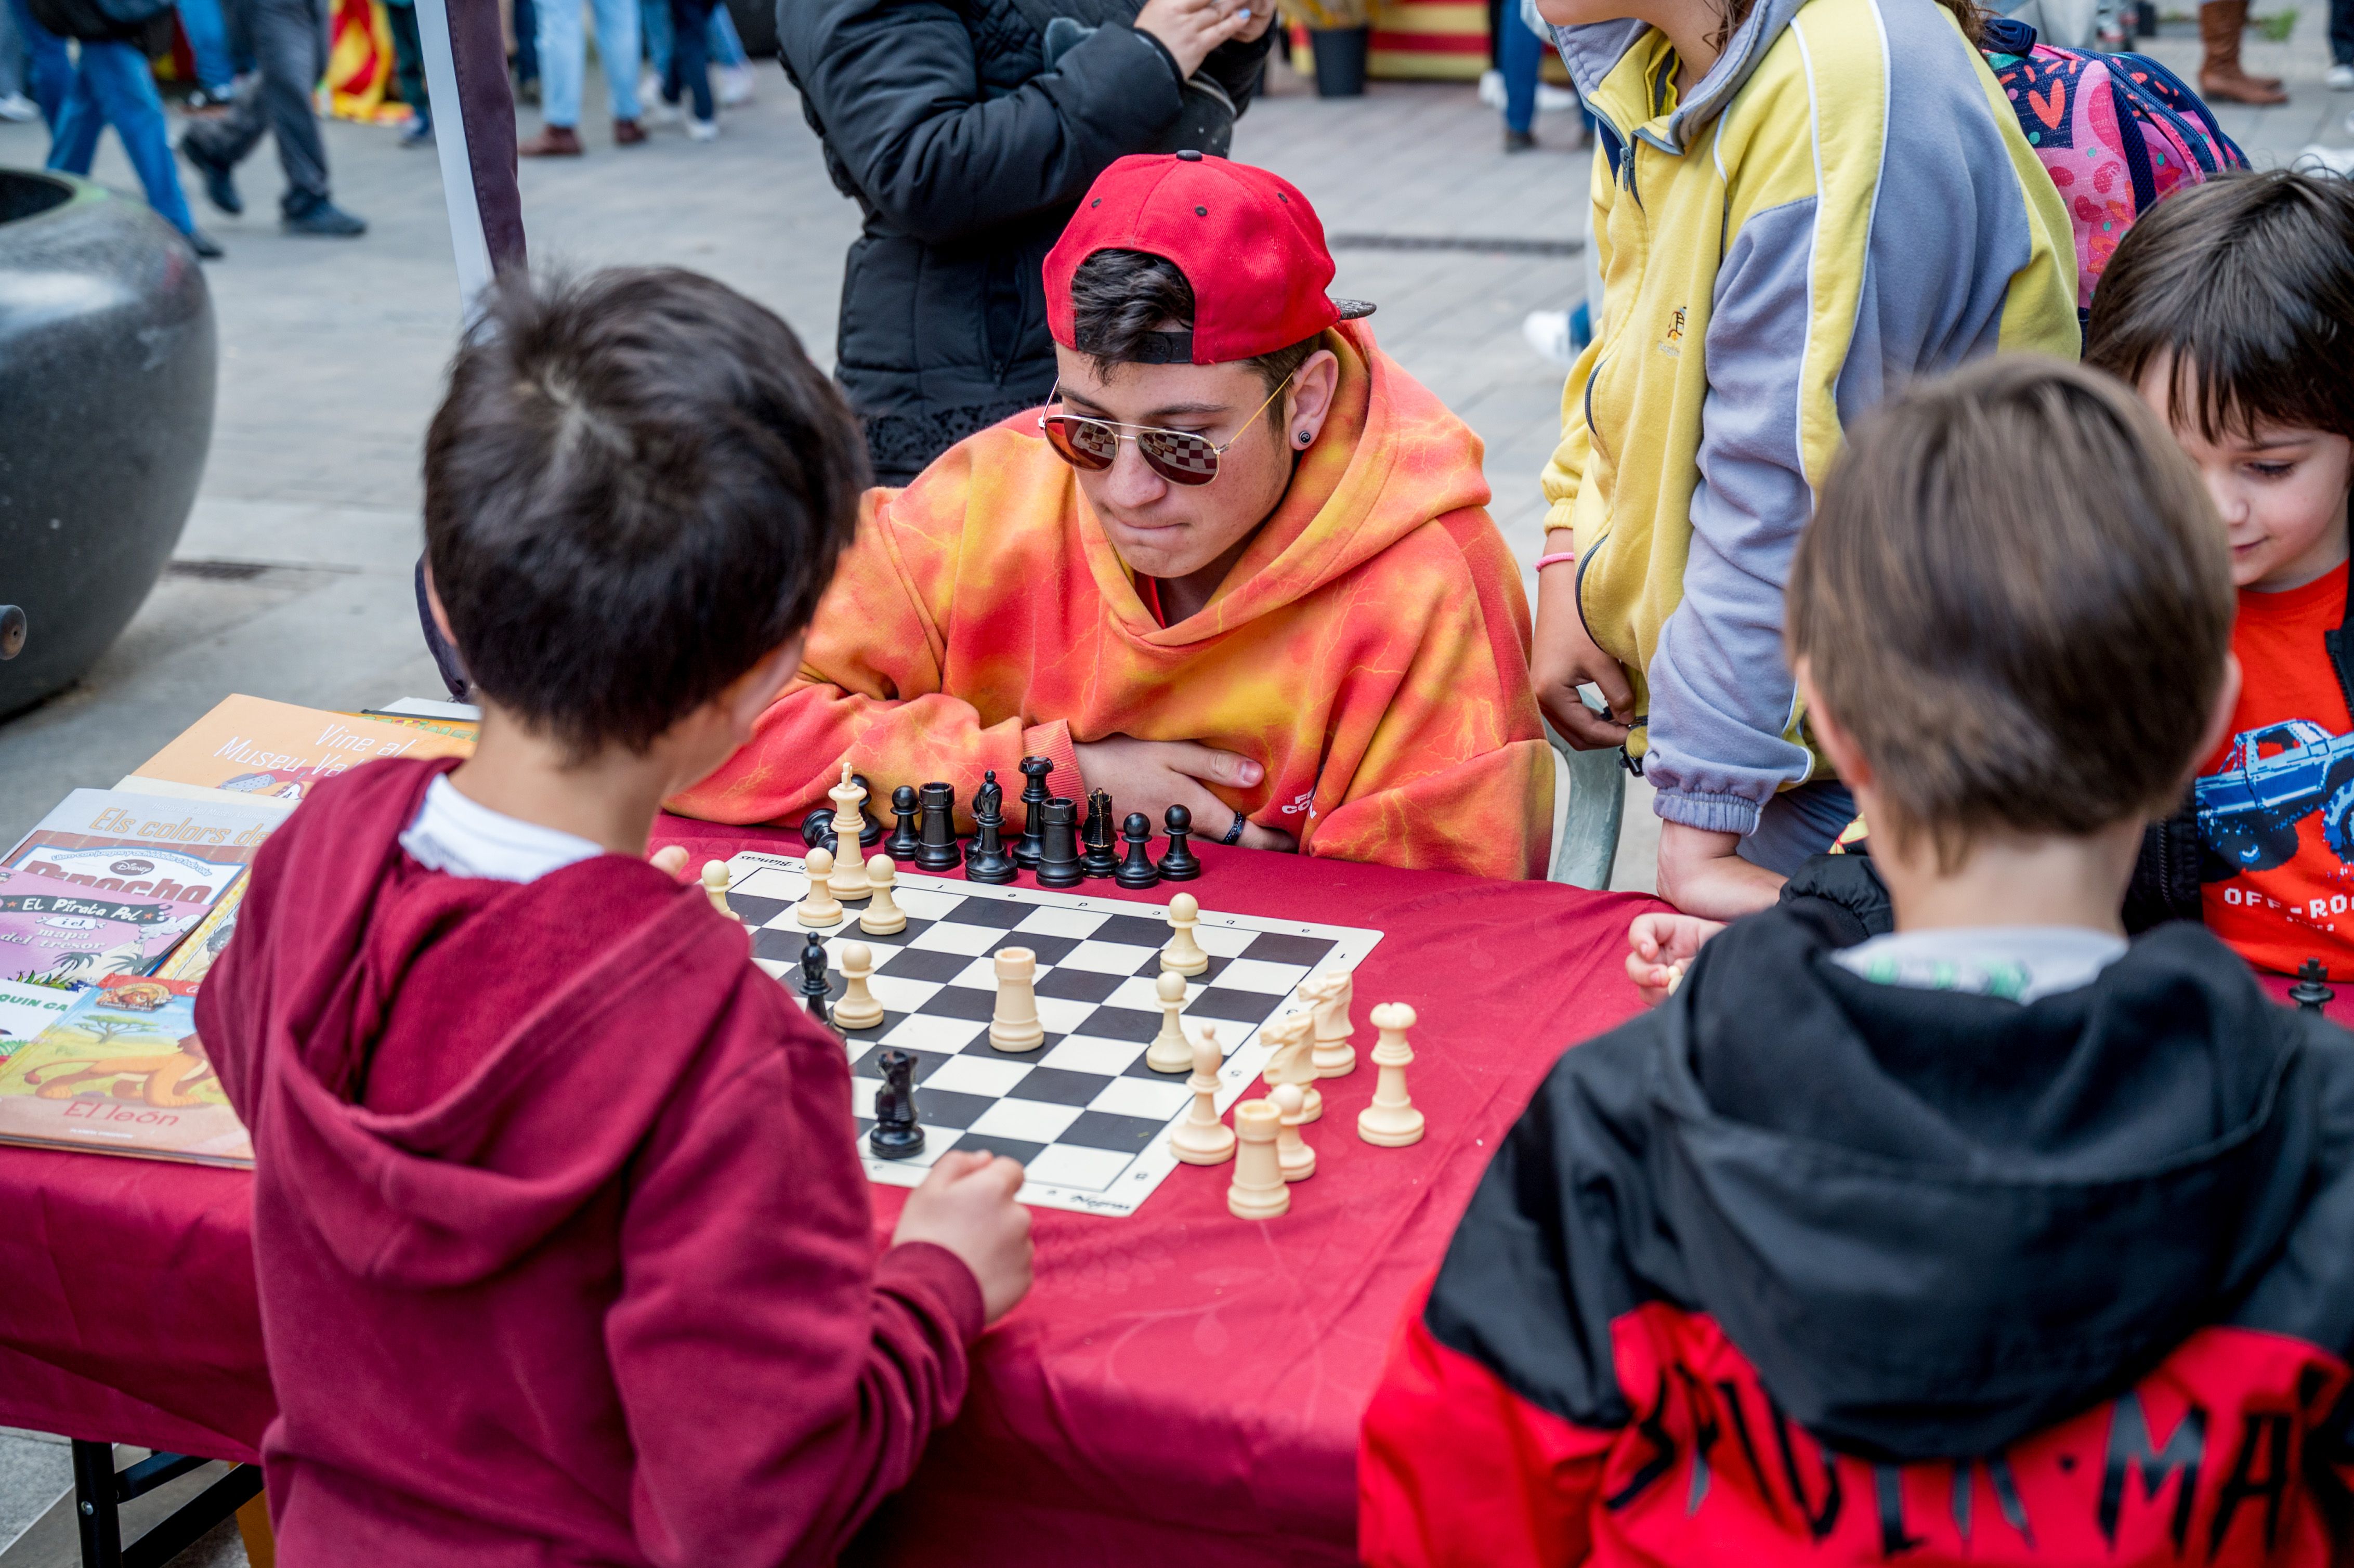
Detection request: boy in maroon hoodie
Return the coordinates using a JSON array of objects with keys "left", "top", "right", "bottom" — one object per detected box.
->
[{"left": 198, "top": 268, "right": 1034, "bottom": 1567}]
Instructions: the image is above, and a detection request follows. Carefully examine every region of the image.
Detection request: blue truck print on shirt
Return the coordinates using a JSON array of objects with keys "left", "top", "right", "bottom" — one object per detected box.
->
[{"left": 2196, "top": 719, "right": 2354, "bottom": 872}]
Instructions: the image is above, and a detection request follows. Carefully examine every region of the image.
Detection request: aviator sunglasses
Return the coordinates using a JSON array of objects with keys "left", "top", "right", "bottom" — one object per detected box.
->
[{"left": 1037, "top": 373, "right": 1297, "bottom": 487}]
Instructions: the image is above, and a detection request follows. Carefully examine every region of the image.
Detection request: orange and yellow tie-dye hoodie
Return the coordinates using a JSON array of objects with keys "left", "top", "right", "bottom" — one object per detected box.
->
[{"left": 671, "top": 320, "right": 1553, "bottom": 881}]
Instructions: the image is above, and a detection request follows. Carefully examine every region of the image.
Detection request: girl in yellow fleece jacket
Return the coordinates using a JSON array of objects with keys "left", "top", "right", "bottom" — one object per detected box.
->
[{"left": 1527, "top": 0, "right": 2080, "bottom": 917}]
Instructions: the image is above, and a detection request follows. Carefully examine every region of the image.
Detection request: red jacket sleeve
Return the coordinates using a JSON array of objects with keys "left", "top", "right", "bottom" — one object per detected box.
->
[
  {"left": 608, "top": 978, "right": 985, "bottom": 1567},
  {"left": 1361, "top": 1303, "right": 1618, "bottom": 1568}
]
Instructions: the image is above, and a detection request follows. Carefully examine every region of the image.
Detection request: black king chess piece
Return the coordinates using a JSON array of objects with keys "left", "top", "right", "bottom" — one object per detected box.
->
[
  {"left": 1037, "top": 798, "right": 1084, "bottom": 888},
  {"left": 849, "top": 774, "right": 886, "bottom": 848},
  {"left": 1116, "top": 811, "right": 1161, "bottom": 890},
  {"left": 869, "top": 1048, "right": 925, "bottom": 1160},
  {"left": 799, "top": 930, "right": 833, "bottom": 1028},
  {"left": 2291, "top": 957, "right": 2336, "bottom": 1014},
  {"left": 1157, "top": 803, "right": 1202, "bottom": 881},
  {"left": 1013, "top": 755, "right": 1055, "bottom": 869},
  {"left": 914, "top": 781, "right": 961, "bottom": 872},
  {"left": 1081, "top": 789, "right": 1119, "bottom": 879},
  {"left": 885, "top": 785, "right": 922, "bottom": 861},
  {"left": 966, "top": 771, "right": 1018, "bottom": 884}
]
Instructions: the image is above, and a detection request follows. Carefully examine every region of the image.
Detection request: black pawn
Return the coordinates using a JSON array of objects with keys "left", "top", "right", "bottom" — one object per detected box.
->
[
  {"left": 966, "top": 780, "right": 1018, "bottom": 884},
  {"left": 1013, "top": 756, "right": 1055, "bottom": 870},
  {"left": 800, "top": 806, "right": 838, "bottom": 857},
  {"left": 915, "top": 781, "right": 961, "bottom": 873},
  {"left": 2292, "top": 957, "right": 2335, "bottom": 1014},
  {"left": 869, "top": 1048, "right": 925, "bottom": 1160},
  {"left": 1037, "top": 798, "right": 1084, "bottom": 888},
  {"left": 885, "top": 785, "right": 922, "bottom": 861},
  {"left": 849, "top": 774, "right": 886, "bottom": 848},
  {"left": 1157, "top": 803, "right": 1202, "bottom": 881},
  {"left": 1082, "top": 788, "right": 1119, "bottom": 879},
  {"left": 1116, "top": 811, "right": 1161, "bottom": 890},
  {"left": 799, "top": 930, "right": 833, "bottom": 1028}
]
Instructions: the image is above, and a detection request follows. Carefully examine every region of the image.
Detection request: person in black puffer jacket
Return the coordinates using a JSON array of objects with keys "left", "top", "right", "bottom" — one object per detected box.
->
[{"left": 779, "top": 0, "right": 1276, "bottom": 482}]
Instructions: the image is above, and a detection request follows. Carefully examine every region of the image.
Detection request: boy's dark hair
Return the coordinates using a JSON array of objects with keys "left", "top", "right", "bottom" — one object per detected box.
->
[
  {"left": 424, "top": 268, "right": 865, "bottom": 759},
  {"left": 1788, "top": 356, "right": 2232, "bottom": 868},
  {"left": 1066, "top": 249, "right": 1321, "bottom": 419},
  {"left": 2085, "top": 169, "right": 2354, "bottom": 443}
]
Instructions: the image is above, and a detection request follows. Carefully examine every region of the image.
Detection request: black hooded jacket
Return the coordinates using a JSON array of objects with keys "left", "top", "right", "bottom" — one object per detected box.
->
[
  {"left": 777, "top": 0, "right": 1273, "bottom": 482},
  {"left": 1363, "top": 906, "right": 2354, "bottom": 1565}
]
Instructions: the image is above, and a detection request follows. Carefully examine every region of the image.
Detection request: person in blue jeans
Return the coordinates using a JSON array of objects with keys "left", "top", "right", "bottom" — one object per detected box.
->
[
  {"left": 517, "top": 0, "right": 642, "bottom": 155},
  {"left": 1494, "top": 0, "right": 1544, "bottom": 151},
  {"left": 174, "top": 0, "right": 238, "bottom": 107},
  {"left": 6, "top": 0, "right": 69, "bottom": 121}
]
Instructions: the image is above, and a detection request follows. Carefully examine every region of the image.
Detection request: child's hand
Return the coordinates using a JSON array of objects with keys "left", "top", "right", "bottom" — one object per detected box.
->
[
  {"left": 649, "top": 845, "right": 689, "bottom": 878},
  {"left": 892, "top": 1151, "right": 1034, "bottom": 1324},
  {"left": 1627, "top": 912, "right": 1723, "bottom": 1005},
  {"left": 1654, "top": 822, "right": 1787, "bottom": 920}
]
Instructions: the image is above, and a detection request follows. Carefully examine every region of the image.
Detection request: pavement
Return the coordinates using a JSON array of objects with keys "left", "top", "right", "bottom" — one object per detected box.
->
[{"left": 0, "top": 20, "right": 2346, "bottom": 1559}]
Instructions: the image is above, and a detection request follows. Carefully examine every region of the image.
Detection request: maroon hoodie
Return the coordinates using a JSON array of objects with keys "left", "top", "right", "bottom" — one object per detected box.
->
[{"left": 198, "top": 757, "right": 983, "bottom": 1566}]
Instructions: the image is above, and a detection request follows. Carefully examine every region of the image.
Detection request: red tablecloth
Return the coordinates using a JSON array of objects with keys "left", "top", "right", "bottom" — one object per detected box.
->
[{"left": 0, "top": 818, "right": 1664, "bottom": 1565}]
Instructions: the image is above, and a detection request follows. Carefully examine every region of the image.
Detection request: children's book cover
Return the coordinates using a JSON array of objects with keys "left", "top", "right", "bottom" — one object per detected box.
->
[
  {"left": 0, "top": 866, "right": 215, "bottom": 989},
  {"left": 0, "top": 981, "right": 76, "bottom": 1058},
  {"left": 3, "top": 787, "right": 284, "bottom": 908},
  {"left": 152, "top": 882, "right": 245, "bottom": 984},
  {"left": 130, "top": 694, "right": 472, "bottom": 800},
  {"left": 0, "top": 979, "right": 251, "bottom": 1166}
]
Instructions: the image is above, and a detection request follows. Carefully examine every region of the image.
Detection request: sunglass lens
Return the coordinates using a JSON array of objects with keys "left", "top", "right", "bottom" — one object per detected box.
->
[
  {"left": 1044, "top": 416, "right": 1117, "bottom": 471},
  {"left": 1137, "top": 429, "right": 1219, "bottom": 486}
]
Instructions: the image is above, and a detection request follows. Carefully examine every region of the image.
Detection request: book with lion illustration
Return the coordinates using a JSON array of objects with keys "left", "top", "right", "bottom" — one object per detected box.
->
[{"left": 0, "top": 979, "right": 252, "bottom": 1167}]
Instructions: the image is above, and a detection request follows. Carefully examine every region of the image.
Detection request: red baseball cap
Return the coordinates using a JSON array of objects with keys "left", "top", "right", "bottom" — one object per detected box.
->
[{"left": 1044, "top": 153, "right": 1373, "bottom": 367}]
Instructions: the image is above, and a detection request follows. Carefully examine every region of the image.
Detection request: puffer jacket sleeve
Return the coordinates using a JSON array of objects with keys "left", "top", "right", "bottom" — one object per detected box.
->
[{"left": 778, "top": 0, "right": 1187, "bottom": 247}]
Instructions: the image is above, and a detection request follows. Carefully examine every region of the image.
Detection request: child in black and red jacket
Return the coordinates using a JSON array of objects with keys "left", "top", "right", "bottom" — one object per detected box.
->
[{"left": 1361, "top": 358, "right": 2354, "bottom": 1566}]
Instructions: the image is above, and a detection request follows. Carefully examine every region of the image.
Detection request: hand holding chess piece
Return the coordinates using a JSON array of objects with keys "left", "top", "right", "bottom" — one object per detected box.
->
[{"left": 796, "top": 848, "right": 844, "bottom": 926}]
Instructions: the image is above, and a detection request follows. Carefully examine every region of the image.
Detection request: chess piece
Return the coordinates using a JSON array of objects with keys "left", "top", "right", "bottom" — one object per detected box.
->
[
  {"left": 799, "top": 930, "right": 833, "bottom": 1027},
  {"left": 989, "top": 946, "right": 1045, "bottom": 1051},
  {"left": 833, "top": 941, "right": 886, "bottom": 1030},
  {"left": 916, "top": 781, "right": 962, "bottom": 872},
  {"left": 1358, "top": 1002, "right": 1426, "bottom": 1147},
  {"left": 869, "top": 1048, "right": 924, "bottom": 1160},
  {"left": 1271, "top": 1082, "right": 1315, "bottom": 1182},
  {"left": 860, "top": 856, "right": 907, "bottom": 935},
  {"left": 796, "top": 848, "right": 845, "bottom": 925},
  {"left": 1013, "top": 756, "right": 1055, "bottom": 869},
  {"left": 1261, "top": 1010, "right": 1322, "bottom": 1122},
  {"left": 1116, "top": 812, "right": 1161, "bottom": 890},
  {"left": 800, "top": 806, "right": 839, "bottom": 858},
  {"left": 1169, "top": 1024, "right": 1235, "bottom": 1166},
  {"left": 1157, "top": 804, "right": 1202, "bottom": 881},
  {"left": 1161, "top": 891, "right": 1209, "bottom": 976},
  {"left": 885, "top": 785, "right": 922, "bottom": 861},
  {"left": 1082, "top": 789, "right": 1119, "bottom": 879},
  {"left": 1226, "top": 1100, "right": 1289, "bottom": 1219},
  {"left": 848, "top": 773, "right": 886, "bottom": 848},
  {"left": 1303, "top": 971, "right": 1356, "bottom": 1077},
  {"left": 828, "top": 765, "right": 874, "bottom": 900},
  {"left": 2292, "top": 958, "right": 2335, "bottom": 1013},
  {"left": 1145, "top": 970, "right": 1193, "bottom": 1073},
  {"left": 965, "top": 775, "right": 1017, "bottom": 884},
  {"left": 701, "top": 860, "right": 739, "bottom": 920},
  {"left": 1036, "top": 798, "right": 1085, "bottom": 888}
]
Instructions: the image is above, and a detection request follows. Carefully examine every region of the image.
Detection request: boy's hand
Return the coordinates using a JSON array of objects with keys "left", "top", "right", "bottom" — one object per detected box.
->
[
  {"left": 892, "top": 1151, "right": 1034, "bottom": 1324},
  {"left": 1532, "top": 563, "right": 1634, "bottom": 749},
  {"left": 1654, "top": 822, "right": 1786, "bottom": 921},
  {"left": 1627, "top": 912, "right": 1723, "bottom": 1005},
  {"left": 1135, "top": 0, "right": 1264, "bottom": 75},
  {"left": 1073, "top": 736, "right": 1298, "bottom": 854}
]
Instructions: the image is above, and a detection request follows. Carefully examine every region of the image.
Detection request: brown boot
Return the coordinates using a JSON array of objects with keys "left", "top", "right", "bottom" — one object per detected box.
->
[
  {"left": 2199, "top": 0, "right": 2288, "bottom": 103},
  {"left": 517, "top": 124, "right": 585, "bottom": 156},
  {"left": 613, "top": 116, "right": 647, "bottom": 145}
]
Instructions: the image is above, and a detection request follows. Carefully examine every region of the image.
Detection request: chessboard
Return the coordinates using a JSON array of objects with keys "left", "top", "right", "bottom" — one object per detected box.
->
[{"left": 722, "top": 851, "right": 1383, "bottom": 1217}]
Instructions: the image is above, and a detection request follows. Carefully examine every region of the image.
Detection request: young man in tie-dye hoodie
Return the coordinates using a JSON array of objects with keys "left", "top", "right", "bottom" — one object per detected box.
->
[{"left": 672, "top": 155, "right": 1553, "bottom": 881}]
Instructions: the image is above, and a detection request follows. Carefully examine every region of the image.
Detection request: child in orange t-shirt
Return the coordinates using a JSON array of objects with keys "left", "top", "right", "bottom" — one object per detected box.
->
[{"left": 2087, "top": 170, "right": 2354, "bottom": 975}]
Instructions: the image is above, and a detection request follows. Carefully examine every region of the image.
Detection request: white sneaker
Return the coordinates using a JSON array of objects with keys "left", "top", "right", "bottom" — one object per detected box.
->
[
  {"left": 2293, "top": 142, "right": 2354, "bottom": 175},
  {"left": 1535, "top": 82, "right": 1579, "bottom": 110},
  {"left": 0, "top": 92, "right": 37, "bottom": 122},
  {"left": 1476, "top": 68, "right": 1505, "bottom": 108},
  {"left": 1522, "top": 309, "right": 1576, "bottom": 368},
  {"left": 639, "top": 69, "right": 663, "bottom": 104},
  {"left": 687, "top": 115, "right": 717, "bottom": 141},
  {"left": 2327, "top": 62, "right": 2354, "bottom": 89},
  {"left": 640, "top": 95, "right": 680, "bottom": 126},
  {"left": 716, "top": 63, "right": 755, "bottom": 105}
]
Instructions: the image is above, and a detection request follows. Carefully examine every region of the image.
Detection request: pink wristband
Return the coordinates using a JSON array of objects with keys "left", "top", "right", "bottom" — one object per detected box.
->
[{"left": 1535, "top": 551, "right": 1578, "bottom": 570}]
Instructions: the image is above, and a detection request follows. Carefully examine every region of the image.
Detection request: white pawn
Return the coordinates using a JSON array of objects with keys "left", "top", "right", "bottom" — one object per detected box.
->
[
  {"left": 1169, "top": 1024, "right": 1235, "bottom": 1166},
  {"left": 700, "top": 860, "right": 739, "bottom": 920},
  {"left": 1161, "top": 892, "right": 1209, "bottom": 976},
  {"left": 1271, "top": 1082, "right": 1315, "bottom": 1182},
  {"left": 827, "top": 764, "right": 873, "bottom": 901},
  {"left": 989, "top": 946, "right": 1044, "bottom": 1052},
  {"left": 860, "top": 855, "right": 906, "bottom": 935},
  {"left": 1357, "top": 1001, "right": 1426, "bottom": 1147},
  {"left": 796, "top": 848, "right": 844, "bottom": 926},
  {"left": 1226, "top": 1100, "right": 1288, "bottom": 1219},
  {"left": 1145, "top": 970, "right": 1193, "bottom": 1073},
  {"left": 833, "top": 942, "right": 885, "bottom": 1031}
]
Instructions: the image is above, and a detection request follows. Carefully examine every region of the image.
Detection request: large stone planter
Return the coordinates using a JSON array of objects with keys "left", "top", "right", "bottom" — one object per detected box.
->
[{"left": 0, "top": 170, "right": 216, "bottom": 719}]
